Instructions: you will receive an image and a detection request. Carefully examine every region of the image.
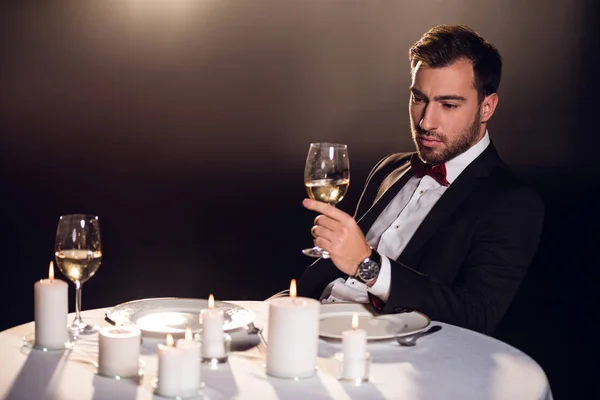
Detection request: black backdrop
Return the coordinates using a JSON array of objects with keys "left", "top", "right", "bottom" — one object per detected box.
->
[{"left": 1, "top": 1, "right": 598, "bottom": 398}]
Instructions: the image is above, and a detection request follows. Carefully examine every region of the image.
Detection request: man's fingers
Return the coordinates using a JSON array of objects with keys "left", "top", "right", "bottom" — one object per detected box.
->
[
  {"left": 314, "top": 236, "right": 331, "bottom": 251},
  {"left": 314, "top": 215, "right": 337, "bottom": 231},
  {"left": 312, "top": 225, "right": 336, "bottom": 241},
  {"left": 303, "top": 199, "right": 350, "bottom": 221},
  {"left": 310, "top": 224, "right": 334, "bottom": 238}
]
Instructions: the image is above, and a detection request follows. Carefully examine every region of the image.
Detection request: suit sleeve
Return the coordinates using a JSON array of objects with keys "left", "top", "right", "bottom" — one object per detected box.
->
[{"left": 379, "top": 187, "right": 545, "bottom": 334}]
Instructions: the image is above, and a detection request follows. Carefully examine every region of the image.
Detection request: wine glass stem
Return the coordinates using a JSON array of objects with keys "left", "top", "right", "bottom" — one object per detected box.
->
[{"left": 74, "top": 281, "right": 83, "bottom": 325}]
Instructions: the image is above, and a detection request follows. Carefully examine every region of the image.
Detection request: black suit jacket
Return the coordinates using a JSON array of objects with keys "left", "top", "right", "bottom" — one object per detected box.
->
[{"left": 298, "top": 143, "right": 544, "bottom": 335}]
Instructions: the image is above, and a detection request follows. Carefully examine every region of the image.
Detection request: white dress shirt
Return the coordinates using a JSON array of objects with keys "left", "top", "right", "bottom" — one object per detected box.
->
[{"left": 321, "top": 132, "right": 491, "bottom": 304}]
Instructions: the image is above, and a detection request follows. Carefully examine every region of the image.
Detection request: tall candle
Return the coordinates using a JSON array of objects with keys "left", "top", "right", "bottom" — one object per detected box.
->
[
  {"left": 176, "top": 328, "right": 201, "bottom": 395},
  {"left": 34, "top": 261, "right": 69, "bottom": 349},
  {"left": 157, "top": 334, "right": 182, "bottom": 397},
  {"left": 98, "top": 324, "right": 141, "bottom": 378},
  {"left": 341, "top": 312, "right": 367, "bottom": 379},
  {"left": 200, "top": 294, "right": 225, "bottom": 359},
  {"left": 266, "top": 279, "right": 320, "bottom": 379}
]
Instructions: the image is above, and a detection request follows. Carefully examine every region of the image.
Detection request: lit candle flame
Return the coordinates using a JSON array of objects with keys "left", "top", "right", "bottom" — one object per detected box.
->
[
  {"left": 208, "top": 294, "right": 215, "bottom": 309},
  {"left": 290, "top": 279, "right": 297, "bottom": 299},
  {"left": 352, "top": 312, "right": 359, "bottom": 330},
  {"left": 185, "top": 327, "right": 193, "bottom": 341},
  {"left": 49, "top": 261, "right": 54, "bottom": 283},
  {"left": 166, "top": 334, "right": 174, "bottom": 347}
]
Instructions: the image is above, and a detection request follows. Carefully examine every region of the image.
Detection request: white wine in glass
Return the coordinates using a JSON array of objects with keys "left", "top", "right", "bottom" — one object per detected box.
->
[
  {"left": 305, "top": 179, "right": 350, "bottom": 205},
  {"left": 55, "top": 214, "right": 102, "bottom": 336},
  {"left": 302, "top": 143, "right": 350, "bottom": 258}
]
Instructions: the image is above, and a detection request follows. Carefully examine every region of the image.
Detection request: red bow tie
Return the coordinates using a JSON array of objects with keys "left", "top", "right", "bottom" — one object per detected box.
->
[{"left": 410, "top": 155, "right": 449, "bottom": 186}]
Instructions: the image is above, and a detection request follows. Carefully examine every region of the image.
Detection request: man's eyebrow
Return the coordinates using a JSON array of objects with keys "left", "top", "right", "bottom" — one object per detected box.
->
[
  {"left": 410, "top": 87, "right": 467, "bottom": 102},
  {"left": 410, "top": 87, "right": 426, "bottom": 98},
  {"left": 435, "top": 95, "right": 467, "bottom": 102}
]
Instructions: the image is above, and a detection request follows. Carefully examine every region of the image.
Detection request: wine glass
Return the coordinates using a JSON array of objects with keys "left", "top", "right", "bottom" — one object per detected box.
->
[
  {"left": 302, "top": 143, "right": 350, "bottom": 258},
  {"left": 54, "top": 214, "right": 102, "bottom": 336}
]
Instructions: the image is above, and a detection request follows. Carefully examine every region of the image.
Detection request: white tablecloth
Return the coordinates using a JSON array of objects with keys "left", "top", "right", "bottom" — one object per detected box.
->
[{"left": 0, "top": 301, "right": 552, "bottom": 400}]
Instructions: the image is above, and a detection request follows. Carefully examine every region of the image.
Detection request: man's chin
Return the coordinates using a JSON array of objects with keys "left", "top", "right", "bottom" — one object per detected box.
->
[{"left": 417, "top": 147, "right": 443, "bottom": 165}]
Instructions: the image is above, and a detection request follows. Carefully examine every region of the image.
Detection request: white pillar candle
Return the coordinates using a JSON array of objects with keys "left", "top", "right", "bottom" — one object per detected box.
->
[
  {"left": 176, "top": 328, "right": 201, "bottom": 395},
  {"left": 157, "top": 334, "right": 182, "bottom": 397},
  {"left": 266, "top": 279, "right": 320, "bottom": 379},
  {"left": 34, "top": 261, "right": 69, "bottom": 349},
  {"left": 98, "top": 325, "right": 141, "bottom": 378},
  {"left": 341, "top": 313, "right": 367, "bottom": 379},
  {"left": 200, "top": 294, "right": 225, "bottom": 359}
]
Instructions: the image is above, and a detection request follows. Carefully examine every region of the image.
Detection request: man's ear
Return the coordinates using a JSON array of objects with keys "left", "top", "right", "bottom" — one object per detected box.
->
[{"left": 480, "top": 93, "right": 499, "bottom": 123}]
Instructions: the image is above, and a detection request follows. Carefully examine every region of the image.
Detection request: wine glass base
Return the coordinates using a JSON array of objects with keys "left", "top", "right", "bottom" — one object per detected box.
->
[
  {"left": 302, "top": 247, "right": 330, "bottom": 259},
  {"left": 69, "top": 322, "right": 99, "bottom": 338}
]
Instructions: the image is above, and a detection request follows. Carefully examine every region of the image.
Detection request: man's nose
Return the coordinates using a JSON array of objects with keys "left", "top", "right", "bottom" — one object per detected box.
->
[{"left": 419, "top": 105, "right": 438, "bottom": 132}]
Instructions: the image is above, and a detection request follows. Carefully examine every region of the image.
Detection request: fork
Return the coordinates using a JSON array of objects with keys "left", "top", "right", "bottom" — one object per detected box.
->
[
  {"left": 246, "top": 322, "right": 267, "bottom": 350},
  {"left": 395, "top": 325, "right": 442, "bottom": 347}
]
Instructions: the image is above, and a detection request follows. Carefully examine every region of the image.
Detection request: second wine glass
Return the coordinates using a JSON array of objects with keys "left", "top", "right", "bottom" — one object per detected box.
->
[
  {"left": 54, "top": 214, "right": 102, "bottom": 337},
  {"left": 302, "top": 143, "right": 350, "bottom": 258}
]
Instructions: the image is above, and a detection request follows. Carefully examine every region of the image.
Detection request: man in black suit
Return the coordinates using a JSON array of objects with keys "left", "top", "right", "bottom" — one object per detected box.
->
[{"left": 298, "top": 24, "right": 544, "bottom": 335}]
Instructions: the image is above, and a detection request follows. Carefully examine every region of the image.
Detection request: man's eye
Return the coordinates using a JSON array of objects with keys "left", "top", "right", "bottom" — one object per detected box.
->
[
  {"left": 443, "top": 103, "right": 458, "bottom": 109},
  {"left": 412, "top": 96, "right": 423, "bottom": 103}
]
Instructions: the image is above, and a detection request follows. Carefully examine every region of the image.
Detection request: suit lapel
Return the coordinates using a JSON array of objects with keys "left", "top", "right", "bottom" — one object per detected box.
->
[
  {"left": 357, "top": 161, "right": 413, "bottom": 233},
  {"left": 397, "top": 172, "right": 481, "bottom": 263},
  {"left": 398, "top": 143, "right": 502, "bottom": 263}
]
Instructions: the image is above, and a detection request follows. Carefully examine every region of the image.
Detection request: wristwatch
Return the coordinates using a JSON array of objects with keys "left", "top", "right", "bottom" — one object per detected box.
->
[{"left": 353, "top": 249, "right": 381, "bottom": 285}]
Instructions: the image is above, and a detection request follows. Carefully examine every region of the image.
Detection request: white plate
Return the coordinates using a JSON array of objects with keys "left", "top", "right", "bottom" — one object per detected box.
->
[
  {"left": 319, "top": 303, "right": 430, "bottom": 340},
  {"left": 105, "top": 297, "right": 255, "bottom": 337}
]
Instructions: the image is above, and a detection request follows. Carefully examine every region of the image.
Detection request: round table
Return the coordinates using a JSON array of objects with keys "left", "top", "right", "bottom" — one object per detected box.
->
[{"left": 0, "top": 301, "right": 552, "bottom": 400}]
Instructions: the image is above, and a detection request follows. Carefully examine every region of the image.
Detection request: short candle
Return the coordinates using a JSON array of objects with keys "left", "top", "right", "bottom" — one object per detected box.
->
[
  {"left": 157, "top": 334, "right": 182, "bottom": 397},
  {"left": 176, "top": 327, "right": 201, "bottom": 394},
  {"left": 201, "top": 294, "right": 225, "bottom": 359},
  {"left": 266, "top": 279, "right": 320, "bottom": 379},
  {"left": 341, "top": 312, "right": 367, "bottom": 379},
  {"left": 34, "top": 261, "right": 69, "bottom": 349},
  {"left": 98, "top": 324, "right": 141, "bottom": 378}
]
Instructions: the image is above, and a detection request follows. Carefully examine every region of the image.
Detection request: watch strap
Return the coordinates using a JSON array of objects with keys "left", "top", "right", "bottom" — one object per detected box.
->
[{"left": 353, "top": 248, "right": 381, "bottom": 283}]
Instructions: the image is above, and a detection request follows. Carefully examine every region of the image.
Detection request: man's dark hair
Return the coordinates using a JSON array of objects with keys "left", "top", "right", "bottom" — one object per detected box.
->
[{"left": 409, "top": 25, "right": 502, "bottom": 102}]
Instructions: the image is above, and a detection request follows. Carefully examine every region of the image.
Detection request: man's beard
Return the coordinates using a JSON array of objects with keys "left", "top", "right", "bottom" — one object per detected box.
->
[{"left": 410, "top": 109, "right": 481, "bottom": 165}]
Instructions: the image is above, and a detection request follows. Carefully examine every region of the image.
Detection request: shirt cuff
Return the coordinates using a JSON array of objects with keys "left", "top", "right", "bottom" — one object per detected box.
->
[{"left": 366, "top": 253, "right": 391, "bottom": 302}]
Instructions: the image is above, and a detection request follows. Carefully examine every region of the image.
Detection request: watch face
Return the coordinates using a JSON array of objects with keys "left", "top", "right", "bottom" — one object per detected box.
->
[{"left": 359, "top": 259, "right": 380, "bottom": 281}]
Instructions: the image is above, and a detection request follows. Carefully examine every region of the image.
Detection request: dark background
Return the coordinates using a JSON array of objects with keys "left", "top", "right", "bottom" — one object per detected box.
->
[{"left": 1, "top": 0, "right": 598, "bottom": 398}]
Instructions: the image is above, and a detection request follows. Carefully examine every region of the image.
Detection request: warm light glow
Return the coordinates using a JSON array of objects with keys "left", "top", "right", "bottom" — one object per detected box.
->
[
  {"left": 138, "top": 312, "right": 188, "bottom": 332},
  {"left": 48, "top": 261, "right": 55, "bottom": 282},
  {"left": 166, "top": 334, "right": 174, "bottom": 347},
  {"left": 352, "top": 312, "right": 359, "bottom": 330},
  {"left": 185, "top": 327, "right": 192, "bottom": 341},
  {"left": 290, "top": 279, "right": 297, "bottom": 298},
  {"left": 208, "top": 294, "right": 215, "bottom": 309},
  {"left": 70, "top": 266, "right": 81, "bottom": 280}
]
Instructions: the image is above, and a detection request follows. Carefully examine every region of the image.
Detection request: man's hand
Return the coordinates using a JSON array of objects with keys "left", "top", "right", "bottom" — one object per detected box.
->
[{"left": 303, "top": 198, "right": 372, "bottom": 276}]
